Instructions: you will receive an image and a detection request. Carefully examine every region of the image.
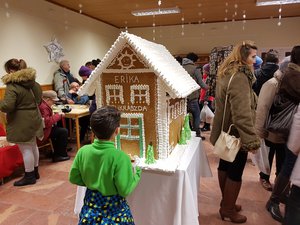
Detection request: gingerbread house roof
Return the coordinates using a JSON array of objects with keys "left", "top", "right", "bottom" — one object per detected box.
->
[{"left": 78, "top": 32, "right": 199, "bottom": 98}]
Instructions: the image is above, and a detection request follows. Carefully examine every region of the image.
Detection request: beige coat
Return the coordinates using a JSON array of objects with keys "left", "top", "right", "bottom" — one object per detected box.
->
[
  {"left": 255, "top": 70, "right": 286, "bottom": 143},
  {"left": 210, "top": 65, "right": 260, "bottom": 151}
]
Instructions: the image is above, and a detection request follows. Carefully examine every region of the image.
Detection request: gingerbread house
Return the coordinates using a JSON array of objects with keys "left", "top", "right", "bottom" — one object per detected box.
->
[{"left": 79, "top": 32, "right": 199, "bottom": 159}]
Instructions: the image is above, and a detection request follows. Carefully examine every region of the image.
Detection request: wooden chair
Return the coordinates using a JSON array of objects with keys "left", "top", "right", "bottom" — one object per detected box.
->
[{"left": 38, "top": 139, "right": 54, "bottom": 153}]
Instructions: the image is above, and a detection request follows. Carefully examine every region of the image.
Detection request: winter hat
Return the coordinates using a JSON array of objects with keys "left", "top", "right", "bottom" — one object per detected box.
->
[
  {"left": 78, "top": 66, "right": 92, "bottom": 77},
  {"left": 43, "top": 90, "right": 59, "bottom": 101},
  {"left": 253, "top": 56, "right": 263, "bottom": 69},
  {"left": 203, "top": 63, "right": 210, "bottom": 73}
]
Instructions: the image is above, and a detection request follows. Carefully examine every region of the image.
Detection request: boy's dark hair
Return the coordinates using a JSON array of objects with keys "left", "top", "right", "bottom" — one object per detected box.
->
[
  {"left": 265, "top": 49, "right": 279, "bottom": 64},
  {"left": 291, "top": 45, "right": 300, "bottom": 65},
  {"left": 90, "top": 106, "right": 120, "bottom": 140},
  {"left": 186, "top": 52, "right": 199, "bottom": 63}
]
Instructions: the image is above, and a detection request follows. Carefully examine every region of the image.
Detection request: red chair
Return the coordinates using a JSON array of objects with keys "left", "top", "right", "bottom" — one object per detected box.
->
[{"left": 0, "top": 124, "right": 24, "bottom": 183}]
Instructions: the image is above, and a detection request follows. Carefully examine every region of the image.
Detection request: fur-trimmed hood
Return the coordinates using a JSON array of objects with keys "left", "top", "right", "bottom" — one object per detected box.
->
[
  {"left": 1, "top": 68, "right": 36, "bottom": 89},
  {"left": 224, "top": 65, "right": 256, "bottom": 85},
  {"left": 237, "top": 65, "right": 256, "bottom": 85}
]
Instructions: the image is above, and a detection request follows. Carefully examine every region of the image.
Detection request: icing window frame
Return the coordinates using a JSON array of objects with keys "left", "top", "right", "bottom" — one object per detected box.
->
[
  {"left": 130, "top": 84, "right": 150, "bottom": 105},
  {"left": 105, "top": 84, "right": 124, "bottom": 104}
]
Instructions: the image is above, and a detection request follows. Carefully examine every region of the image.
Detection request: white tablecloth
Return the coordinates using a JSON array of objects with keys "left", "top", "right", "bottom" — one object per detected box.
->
[{"left": 74, "top": 137, "right": 212, "bottom": 225}]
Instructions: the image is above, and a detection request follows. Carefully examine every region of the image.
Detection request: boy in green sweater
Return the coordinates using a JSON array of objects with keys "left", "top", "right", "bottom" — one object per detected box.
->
[{"left": 69, "top": 106, "right": 141, "bottom": 224}]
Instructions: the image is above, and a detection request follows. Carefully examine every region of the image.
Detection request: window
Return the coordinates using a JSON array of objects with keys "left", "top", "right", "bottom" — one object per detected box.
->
[
  {"left": 130, "top": 84, "right": 150, "bottom": 105},
  {"left": 105, "top": 84, "right": 124, "bottom": 104}
]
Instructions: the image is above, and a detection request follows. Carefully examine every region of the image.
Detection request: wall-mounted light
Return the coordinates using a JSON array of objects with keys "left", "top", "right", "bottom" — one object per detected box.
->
[
  {"left": 132, "top": 7, "right": 180, "bottom": 17},
  {"left": 256, "top": 0, "right": 300, "bottom": 6}
]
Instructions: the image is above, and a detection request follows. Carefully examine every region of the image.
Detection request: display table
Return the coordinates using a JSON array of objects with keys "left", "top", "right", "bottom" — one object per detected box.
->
[{"left": 74, "top": 137, "right": 212, "bottom": 225}]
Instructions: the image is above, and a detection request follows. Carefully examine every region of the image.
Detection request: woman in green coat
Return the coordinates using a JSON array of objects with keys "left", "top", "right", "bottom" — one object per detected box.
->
[
  {"left": 210, "top": 41, "right": 260, "bottom": 223},
  {"left": 0, "top": 59, "right": 43, "bottom": 186}
]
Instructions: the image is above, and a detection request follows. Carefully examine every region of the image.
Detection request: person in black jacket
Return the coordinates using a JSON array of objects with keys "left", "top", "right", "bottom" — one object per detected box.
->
[
  {"left": 182, "top": 53, "right": 208, "bottom": 140},
  {"left": 253, "top": 49, "right": 279, "bottom": 96}
]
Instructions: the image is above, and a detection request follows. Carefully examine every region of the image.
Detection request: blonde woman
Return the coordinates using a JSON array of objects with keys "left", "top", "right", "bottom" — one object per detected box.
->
[
  {"left": 0, "top": 59, "right": 43, "bottom": 186},
  {"left": 210, "top": 41, "right": 260, "bottom": 223}
]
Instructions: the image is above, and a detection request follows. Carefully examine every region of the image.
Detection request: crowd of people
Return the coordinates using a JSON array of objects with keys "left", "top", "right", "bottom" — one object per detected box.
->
[
  {"left": 0, "top": 42, "right": 299, "bottom": 224},
  {"left": 177, "top": 44, "right": 299, "bottom": 224}
]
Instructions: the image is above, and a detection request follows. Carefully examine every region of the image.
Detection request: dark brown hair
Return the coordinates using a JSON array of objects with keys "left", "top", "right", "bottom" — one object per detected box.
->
[
  {"left": 265, "top": 49, "right": 279, "bottom": 64},
  {"left": 291, "top": 46, "right": 300, "bottom": 65},
  {"left": 90, "top": 106, "right": 121, "bottom": 140},
  {"left": 4, "top": 58, "right": 27, "bottom": 73}
]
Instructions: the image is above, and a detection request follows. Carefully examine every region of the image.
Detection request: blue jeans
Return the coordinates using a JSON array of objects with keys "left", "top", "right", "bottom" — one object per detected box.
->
[
  {"left": 188, "top": 99, "right": 200, "bottom": 136},
  {"left": 284, "top": 185, "right": 300, "bottom": 225}
]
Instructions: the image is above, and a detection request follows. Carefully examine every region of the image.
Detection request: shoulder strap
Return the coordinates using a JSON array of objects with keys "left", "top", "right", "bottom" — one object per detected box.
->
[
  {"left": 220, "top": 75, "right": 235, "bottom": 131},
  {"left": 30, "top": 89, "right": 38, "bottom": 104}
]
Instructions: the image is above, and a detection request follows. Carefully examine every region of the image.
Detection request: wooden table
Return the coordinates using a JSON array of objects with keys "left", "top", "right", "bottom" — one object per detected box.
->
[{"left": 63, "top": 105, "right": 90, "bottom": 151}]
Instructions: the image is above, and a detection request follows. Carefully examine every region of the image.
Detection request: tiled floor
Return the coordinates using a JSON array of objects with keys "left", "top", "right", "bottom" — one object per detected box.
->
[{"left": 0, "top": 132, "right": 282, "bottom": 225}]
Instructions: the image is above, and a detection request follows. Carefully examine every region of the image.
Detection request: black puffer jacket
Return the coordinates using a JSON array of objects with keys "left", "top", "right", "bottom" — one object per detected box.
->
[{"left": 253, "top": 62, "right": 279, "bottom": 95}]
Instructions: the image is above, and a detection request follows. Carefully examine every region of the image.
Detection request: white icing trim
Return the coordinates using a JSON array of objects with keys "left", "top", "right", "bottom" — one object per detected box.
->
[
  {"left": 180, "top": 99, "right": 185, "bottom": 115},
  {"left": 96, "top": 76, "right": 102, "bottom": 107},
  {"left": 156, "top": 78, "right": 169, "bottom": 159},
  {"left": 103, "top": 68, "right": 152, "bottom": 73}
]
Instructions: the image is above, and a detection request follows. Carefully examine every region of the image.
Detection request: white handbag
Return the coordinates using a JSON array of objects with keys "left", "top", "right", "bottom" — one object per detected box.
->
[
  {"left": 213, "top": 75, "right": 241, "bottom": 162},
  {"left": 213, "top": 124, "right": 241, "bottom": 162}
]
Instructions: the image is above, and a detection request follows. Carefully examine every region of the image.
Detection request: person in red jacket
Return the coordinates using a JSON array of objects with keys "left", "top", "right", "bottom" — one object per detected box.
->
[
  {"left": 38, "top": 91, "right": 70, "bottom": 162},
  {"left": 199, "top": 63, "right": 215, "bottom": 131}
]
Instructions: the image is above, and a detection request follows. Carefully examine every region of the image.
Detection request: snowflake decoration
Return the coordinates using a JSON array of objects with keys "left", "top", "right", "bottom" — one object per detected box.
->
[{"left": 44, "top": 38, "right": 64, "bottom": 63}]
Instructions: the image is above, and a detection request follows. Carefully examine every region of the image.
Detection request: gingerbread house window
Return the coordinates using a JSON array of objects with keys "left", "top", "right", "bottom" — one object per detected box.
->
[
  {"left": 130, "top": 85, "right": 150, "bottom": 105},
  {"left": 105, "top": 84, "right": 124, "bottom": 104}
]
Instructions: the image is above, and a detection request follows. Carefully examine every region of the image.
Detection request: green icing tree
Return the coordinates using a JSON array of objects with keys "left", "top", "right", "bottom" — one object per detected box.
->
[
  {"left": 145, "top": 142, "right": 156, "bottom": 164},
  {"left": 179, "top": 128, "right": 187, "bottom": 145},
  {"left": 184, "top": 115, "right": 191, "bottom": 140}
]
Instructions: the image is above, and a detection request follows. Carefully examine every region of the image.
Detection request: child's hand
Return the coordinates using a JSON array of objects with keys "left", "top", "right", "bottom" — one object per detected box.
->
[{"left": 132, "top": 155, "right": 140, "bottom": 173}]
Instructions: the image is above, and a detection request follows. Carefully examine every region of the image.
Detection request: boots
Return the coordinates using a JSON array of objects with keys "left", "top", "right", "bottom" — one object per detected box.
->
[
  {"left": 219, "top": 178, "right": 247, "bottom": 223},
  {"left": 218, "top": 170, "right": 242, "bottom": 212},
  {"left": 266, "top": 174, "right": 290, "bottom": 222},
  {"left": 14, "top": 171, "right": 36, "bottom": 186},
  {"left": 34, "top": 166, "right": 40, "bottom": 179}
]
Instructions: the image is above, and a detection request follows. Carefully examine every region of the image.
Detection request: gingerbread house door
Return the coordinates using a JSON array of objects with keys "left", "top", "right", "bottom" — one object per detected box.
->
[{"left": 116, "top": 113, "right": 146, "bottom": 158}]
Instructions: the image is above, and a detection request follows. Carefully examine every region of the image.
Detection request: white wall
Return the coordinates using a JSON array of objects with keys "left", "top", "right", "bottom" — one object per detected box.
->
[
  {"left": 0, "top": 0, "right": 119, "bottom": 86},
  {"left": 129, "top": 17, "right": 300, "bottom": 59}
]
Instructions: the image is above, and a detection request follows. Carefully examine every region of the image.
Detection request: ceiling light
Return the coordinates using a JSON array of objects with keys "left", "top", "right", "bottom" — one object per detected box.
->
[
  {"left": 256, "top": 0, "right": 300, "bottom": 6},
  {"left": 132, "top": 7, "right": 180, "bottom": 17}
]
